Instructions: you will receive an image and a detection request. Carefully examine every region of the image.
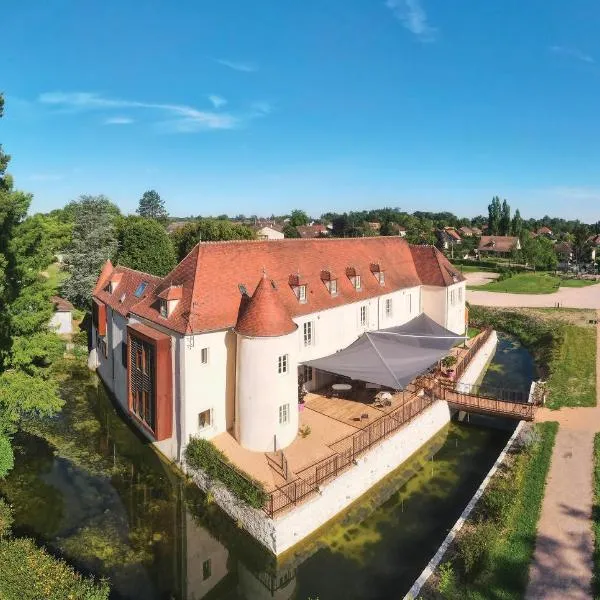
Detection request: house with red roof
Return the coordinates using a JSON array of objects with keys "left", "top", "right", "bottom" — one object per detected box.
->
[{"left": 91, "top": 238, "right": 466, "bottom": 462}]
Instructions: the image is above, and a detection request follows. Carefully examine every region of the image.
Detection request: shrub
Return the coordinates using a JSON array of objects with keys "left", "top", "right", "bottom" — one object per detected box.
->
[
  {"left": 0, "top": 498, "right": 13, "bottom": 538},
  {"left": 437, "top": 561, "right": 459, "bottom": 599},
  {"left": 185, "top": 437, "right": 267, "bottom": 509},
  {"left": 0, "top": 537, "right": 109, "bottom": 600},
  {"left": 457, "top": 520, "right": 498, "bottom": 577},
  {"left": 441, "top": 355, "right": 458, "bottom": 368}
]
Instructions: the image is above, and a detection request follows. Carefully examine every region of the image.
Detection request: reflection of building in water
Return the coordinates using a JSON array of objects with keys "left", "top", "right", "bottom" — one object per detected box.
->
[{"left": 237, "top": 563, "right": 296, "bottom": 600}]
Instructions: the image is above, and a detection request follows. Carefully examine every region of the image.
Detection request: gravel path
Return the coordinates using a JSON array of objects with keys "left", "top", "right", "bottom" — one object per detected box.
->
[
  {"left": 525, "top": 312, "right": 600, "bottom": 599},
  {"left": 468, "top": 283, "right": 600, "bottom": 309},
  {"left": 462, "top": 271, "right": 500, "bottom": 286}
]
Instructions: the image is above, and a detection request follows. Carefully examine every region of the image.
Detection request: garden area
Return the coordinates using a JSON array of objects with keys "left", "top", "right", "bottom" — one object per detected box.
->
[
  {"left": 470, "top": 306, "right": 597, "bottom": 409},
  {"left": 467, "top": 271, "right": 599, "bottom": 294},
  {"left": 424, "top": 422, "right": 558, "bottom": 600}
]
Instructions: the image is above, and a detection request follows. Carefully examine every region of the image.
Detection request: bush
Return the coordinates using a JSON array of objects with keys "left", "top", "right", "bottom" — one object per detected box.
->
[
  {"left": 0, "top": 537, "right": 109, "bottom": 600},
  {"left": 0, "top": 498, "right": 13, "bottom": 538},
  {"left": 457, "top": 520, "right": 498, "bottom": 577},
  {"left": 437, "top": 561, "right": 459, "bottom": 599},
  {"left": 185, "top": 437, "right": 267, "bottom": 509}
]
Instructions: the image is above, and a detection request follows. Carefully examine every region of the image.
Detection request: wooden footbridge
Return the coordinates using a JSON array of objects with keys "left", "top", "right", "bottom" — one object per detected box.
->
[{"left": 437, "top": 383, "right": 536, "bottom": 421}]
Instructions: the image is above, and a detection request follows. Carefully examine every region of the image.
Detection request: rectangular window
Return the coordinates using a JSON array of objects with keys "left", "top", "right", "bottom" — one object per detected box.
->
[
  {"left": 298, "top": 285, "right": 307, "bottom": 302},
  {"left": 330, "top": 279, "right": 337, "bottom": 295},
  {"left": 360, "top": 305, "right": 368, "bottom": 327},
  {"left": 385, "top": 298, "right": 393, "bottom": 318},
  {"left": 121, "top": 342, "right": 128, "bottom": 368},
  {"left": 202, "top": 559, "right": 212, "bottom": 581},
  {"left": 450, "top": 290, "right": 456, "bottom": 306},
  {"left": 134, "top": 282, "right": 148, "bottom": 298},
  {"left": 279, "top": 403, "right": 290, "bottom": 424},
  {"left": 302, "top": 365, "right": 313, "bottom": 383},
  {"left": 379, "top": 272, "right": 385, "bottom": 286},
  {"left": 278, "top": 354, "right": 288, "bottom": 374},
  {"left": 355, "top": 275, "right": 361, "bottom": 290},
  {"left": 407, "top": 293, "right": 413, "bottom": 314},
  {"left": 135, "top": 347, "right": 143, "bottom": 371},
  {"left": 198, "top": 409, "right": 212, "bottom": 430},
  {"left": 458, "top": 287, "right": 463, "bottom": 302},
  {"left": 129, "top": 336, "right": 155, "bottom": 432},
  {"left": 159, "top": 299, "right": 168, "bottom": 318},
  {"left": 201, "top": 347, "right": 209, "bottom": 364},
  {"left": 303, "top": 321, "right": 313, "bottom": 346}
]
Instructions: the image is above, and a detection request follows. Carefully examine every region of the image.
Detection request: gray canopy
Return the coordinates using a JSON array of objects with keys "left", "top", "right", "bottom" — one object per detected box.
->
[{"left": 303, "top": 313, "right": 465, "bottom": 390}]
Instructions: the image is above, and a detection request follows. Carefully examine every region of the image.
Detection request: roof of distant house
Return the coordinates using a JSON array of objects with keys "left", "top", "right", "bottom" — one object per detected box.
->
[
  {"left": 51, "top": 296, "right": 74, "bottom": 312},
  {"left": 253, "top": 223, "right": 284, "bottom": 233},
  {"left": 478, "top": 236, "right": 520, "bottom": 253},
  {"left": 459, "top": 226, "right": 473, "bottom": 235},
  {"left": 443, "top": 227, "right": 462, "bottom": 241},
  {"left": 93, "top": 238, "right": 465, "bottom": 335},
  {"left": 588, "top": 234, "right": 600, "bottom": 247},
  {"left": 296, "top": 224, "right": 328, "bottom": 238},
  {"left": 537, "top": 226, "right": 553, "bottom": 235},
  {"left": 554, "top": 242, "right": 573, "bottom": 254}
]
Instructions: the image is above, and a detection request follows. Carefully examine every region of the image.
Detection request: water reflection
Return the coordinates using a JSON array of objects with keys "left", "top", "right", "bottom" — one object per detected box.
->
[{"left": 1, "top": 358, "right": 518, "bottom": 599}]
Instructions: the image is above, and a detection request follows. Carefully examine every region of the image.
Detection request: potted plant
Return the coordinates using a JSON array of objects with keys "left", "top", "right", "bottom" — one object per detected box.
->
[{"left": 441, "top": 355, "right": 457, "bottom": 377}]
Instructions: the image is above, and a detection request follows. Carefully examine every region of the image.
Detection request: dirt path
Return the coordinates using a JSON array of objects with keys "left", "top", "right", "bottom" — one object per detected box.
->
[
  {"left": 525, "top": 312, "right": 600, "bottom": 600},
  {"left": 468, "top": 283, "right": 600, "bottom": 309}
]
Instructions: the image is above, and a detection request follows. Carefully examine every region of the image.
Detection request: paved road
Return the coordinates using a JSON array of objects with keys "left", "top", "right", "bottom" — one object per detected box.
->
[
  {"left": 467, "top": 282, "right": 600, "bottom": 309},
  {"left": 525, "top": 313, "right": 600, "bottom": 600}
]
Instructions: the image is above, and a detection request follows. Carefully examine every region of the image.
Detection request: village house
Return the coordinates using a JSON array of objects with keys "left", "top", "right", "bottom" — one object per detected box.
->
[
  {"left": 296, "top": 224, "right": 329, "bottom": 238},
  {"left": 436, "top": 227, "right": 462, "bottom": 250},
  {"left": 459, "top": 226, "right": 474, "bottom": 237},
  {"left": 536, "top": 226, "right": 554, "bottom": 238},
  {"left": 90, "top": 238, "right": 466, "bottom": 462},
  {"left": 477, "top": 235, "right": 521, "bottom": 258},
  {"left": 253, "top": 223, "right": 284, "bottom": 240},
  {"left": 49, "top": 296, "right": 74, "bottom": 335}
]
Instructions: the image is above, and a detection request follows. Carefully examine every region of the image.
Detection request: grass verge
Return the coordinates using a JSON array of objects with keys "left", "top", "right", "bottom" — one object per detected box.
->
[
  {"left": 427, "top": 421, "right": 558, "bottom": 600},
  {"left": 468, "top": 272, "right": 559, "bottom": 294},
  {"left": 593, "top": 433, "right": 600, "bottom": 600},
  {"left": 470, "top": 306, "right": 596, "bottom": 409}
]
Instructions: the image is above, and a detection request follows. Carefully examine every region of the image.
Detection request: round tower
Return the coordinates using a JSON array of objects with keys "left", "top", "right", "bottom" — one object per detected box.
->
[{"left": 234, "top": 273, "right": 299, "bottom": 452}]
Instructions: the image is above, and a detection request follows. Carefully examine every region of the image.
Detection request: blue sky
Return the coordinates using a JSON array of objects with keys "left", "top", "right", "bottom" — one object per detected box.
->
[{"left": 2, "top": 0, "right": 600, "bottom": 221}]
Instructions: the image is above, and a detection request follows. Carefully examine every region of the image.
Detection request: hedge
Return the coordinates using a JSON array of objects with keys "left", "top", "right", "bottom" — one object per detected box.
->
[
  {"left": 452, "top": 257, "right": 532, "bottom": 273},
  {"left": 0, "top": 537, "right": 109, "bottom": 600},
  {"left": 185, "top": 437, "right": 268, "bottom": 509}
]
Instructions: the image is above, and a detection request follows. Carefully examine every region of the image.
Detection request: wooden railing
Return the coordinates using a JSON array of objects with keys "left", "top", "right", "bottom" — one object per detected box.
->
[
  {"left": 451, "top": 327, "right": 493, "bottom": 381},
  {"left": 265, "top": 392, "right": 435, "bottom": 517},
  {"left": 455, "top": 382, "right": 530, "bottom": 404}
]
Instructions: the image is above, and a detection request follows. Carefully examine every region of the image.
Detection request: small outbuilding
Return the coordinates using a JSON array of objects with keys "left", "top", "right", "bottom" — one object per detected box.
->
[{"left": 49, "top": 296, "right": 74, "bottom": 335}]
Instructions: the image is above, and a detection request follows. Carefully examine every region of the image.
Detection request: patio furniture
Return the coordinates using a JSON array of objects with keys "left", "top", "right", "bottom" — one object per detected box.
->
[
  {"left": 361, "top": 413, "right": 369, "bottom": 421},
  {"left": 331, "top": 383, "right": 352, "bottom": 397}
]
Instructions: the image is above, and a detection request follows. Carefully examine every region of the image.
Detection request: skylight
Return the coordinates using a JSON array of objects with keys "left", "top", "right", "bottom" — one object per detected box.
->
[{"left": 134, "top": 282, "right": 148, "bottom": 298}]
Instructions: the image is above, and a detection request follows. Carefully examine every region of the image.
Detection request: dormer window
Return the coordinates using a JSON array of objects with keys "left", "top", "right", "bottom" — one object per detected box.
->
[
  {"left": 355, "top": 275, "right": 361, "bottom": 290},
  {"left": 378, "top": 272, "right": 385, "bottom": 286},
  {"left": 289, "top": 273, "right": 308, "bottom": 303},
  {"left": 320, "top": 270, "right": 338, "bottom": 296},
  {"left": 370, "top": 263, "right": 384, "bottom": 286},
  {"left": 346, "top": 267, "right": 361, "bottom": 290},
  {"left": 159, "top": 299, "right": 168, "bottom": 318},
  {"left": 107, "top": 273, "right": 123, "bottom": 294},
  {"left": 298, "top": 285, "right": 307, "bottom": 303},
  {"left": 330, "top": 279, "right": 337, "bottom": 295}
]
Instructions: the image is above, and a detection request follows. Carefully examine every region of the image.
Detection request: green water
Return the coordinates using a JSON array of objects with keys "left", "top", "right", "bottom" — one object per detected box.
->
[{"left": 0, "top": 340, "right": 527, "bottom": 600}]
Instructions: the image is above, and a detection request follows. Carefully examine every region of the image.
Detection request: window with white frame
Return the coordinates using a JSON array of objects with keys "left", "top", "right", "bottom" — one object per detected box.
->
[
  {"left": 385, "top": 298, "right": 393, "bottom": 318},
  {"left": 201, "top": 347, "right": 209, "bottom": 364},
  {"left": 458, "top": 286, "right": 463, "bottom": 302},
  {"left": 329, "top": 279, "right": 337, "bottom": 295},
  {"left": 298, "top": 285, "right": 307, "bottom": 303},
  {"left": 450, "top": 289, "right": 456, "bottom": 306},
  {"left": 303, "top": 321, "right": 314, "bottom": 346},
  {"left": 279, "top": 403, "right": 290, "bottom": 424},
  {"left": 355, "top": 275, "right": 362, "bottom": 290},
  {"left": 302, "top": 365, "right": 313, "bottom": 383},
  {"left": 159, "top": 299, "right": 168, "bottom": 318},
  {"left": 360, "top": 305, "right": 368, "bottom": 327},
  {"left": 378, "top": 271, "right": 385, "bottom": 286},
  {"left": 278, "top": 354, "right": 288, "bottom": 374},
  {"left": 198, "top": 409, "right": 212, "bottom": 430}
]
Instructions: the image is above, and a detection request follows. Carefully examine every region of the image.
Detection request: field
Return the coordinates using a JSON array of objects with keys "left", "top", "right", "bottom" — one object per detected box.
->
[{"left": 468, "top": 272, "right": 599, "bottom": 294}]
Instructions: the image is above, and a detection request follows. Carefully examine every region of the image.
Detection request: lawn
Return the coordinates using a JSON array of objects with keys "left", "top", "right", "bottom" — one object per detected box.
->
[
  {"left": 468, "top": 272, "right": 560, "bottom": 294},
  {"left": 559, "top": 278, "right": 600, "bottom": 288},
  {"left": 429, "top": 421, "right": 558, "bottom": 600},
  {"left": 41, "top": 262, "right": 69, "bottom": 294}
]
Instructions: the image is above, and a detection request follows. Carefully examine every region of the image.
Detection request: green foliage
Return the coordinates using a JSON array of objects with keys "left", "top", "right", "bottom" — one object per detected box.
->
[
  {"left": 288, "top": 209, "right": 309, "bottom": 227},
  {"left": 171, "top": 219, "right": 256, "bottom": 261},
  {"left": 115, "top": 215, "right": 176, "bottom": 276},
  {"left": 0, "top": 537, "right": 109, "bottom": 600},
  {"left": 136, "top": 189, "right": 168, "bottom": 222},
  {"left": 184, "top": 437, "right": 267, "bottom": 509},
  {"left": 487, "top": 196, "right": 502, "bottom": 235},
  {"left": 437, "top": 561, "right": 459, "bottom": 599},
  {"left": 511, "top": 209, "right": 523, "bottom": 239},
  {"left": 7, "top": 333, "right": 64, "bottom": 376},
  {"left": 441, "top": 355, "right": 458, "bottom": 368},
  {"left": 521, "top": 235, "right": 558, "bottom": 270},
  {"left": 469, "top": 272, "right": 560, "bottom": 294},
  {"left": 0, "top": 498, "right": 13, "bottom": 538},
  {"left": 0, "top": 435, "right": 14, "bottom": 478},
  {"left": 500, "top": 199, "right": 511, "bottom": 236},
  {"left": 457, "top": 520, "right": 497, "bottom": 577},
  {"left": 283, "top": 223, "right": 300, "bottom": 238},
  {"left": 61, "top": 195, "right": 119, "bottom": 309}
]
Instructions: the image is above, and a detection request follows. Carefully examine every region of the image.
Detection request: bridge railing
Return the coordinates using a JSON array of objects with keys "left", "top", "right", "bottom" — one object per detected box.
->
[{"left": 455, "top": 382, "right": 530, "bottom": 404}]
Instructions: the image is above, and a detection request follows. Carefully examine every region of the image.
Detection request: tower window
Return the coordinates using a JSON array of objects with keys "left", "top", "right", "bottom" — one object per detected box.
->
[
  {"left": 278, "top": 354, "right": 288, "bottom": 374},
  {"left": 279, "top": 403, "right": 290, "bottom": 424}
]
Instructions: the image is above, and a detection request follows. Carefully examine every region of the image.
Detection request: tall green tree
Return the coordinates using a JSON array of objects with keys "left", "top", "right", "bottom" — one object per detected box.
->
[
  {"left": 289, "top": 209, "right": 309, "bottom": 227},
  {"left": 61, "top": 195, "right": 119, "bottom": 308},
  {"left": 521, "top": 236, "right": 558, "bottom": 270},
  {"left": 511, "top": 209, "right": 523, "bottom": 239},
  {"left": 171, "top": 219, "right": 256, "bottom": 261},
  {"left": 115, "top": 216, "right": 176, "bottom": 276},
  {"left": 499, "top": 199, "right": 511, "bottom": 236},
  {"left": 136, "top": 189, "right": 168, "bottom": 223},
  {"left": 283, "top": 224, "right": 300, "bottom": 238},
  {"left": 487, "top": 196, "right": 502, "bottom": 235}
]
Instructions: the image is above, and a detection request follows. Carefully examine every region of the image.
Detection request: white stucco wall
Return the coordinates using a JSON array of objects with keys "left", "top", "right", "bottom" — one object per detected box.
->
[
  {"left": 236, "top": 331, "right": 299, "bottom": 451},
  {"left": 110, "top": 312, "right": 129, "bottom": 411},
  {"left": 94, "top": 309, "right": 114, "bottom": 393},
  {"left": 421, "top": 286, "right": 446, "bottom": 329},
  {"left": 49, "top": 311, "right": 72, "bottom": 335},
  {"left": 257, "top": 227, "right": 285, "bottom": 240},
  {"left": 445, "top": 281, "right": 466, "bottom": 335}
]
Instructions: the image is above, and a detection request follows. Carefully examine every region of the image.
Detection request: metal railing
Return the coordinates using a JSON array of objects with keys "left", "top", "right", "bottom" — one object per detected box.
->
[
  {"left": 455, "top": 382, "right": 530, "bottom": 404},
  {"left": 451, "top": 327, "right": 493, "bottom": 381},
  {"left": 265, "top": 392, "right": 435, "bottom": 517}
]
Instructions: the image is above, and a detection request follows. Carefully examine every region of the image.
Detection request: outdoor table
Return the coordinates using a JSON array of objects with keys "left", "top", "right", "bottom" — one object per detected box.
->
[{"left": 331, "top": 383, "right": 352, "bottom": 396}]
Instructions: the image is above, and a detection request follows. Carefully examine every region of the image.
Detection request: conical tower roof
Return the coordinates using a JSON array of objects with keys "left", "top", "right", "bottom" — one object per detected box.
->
[{"left": 235, "top": 273, "right": 297, "bottom": 337}]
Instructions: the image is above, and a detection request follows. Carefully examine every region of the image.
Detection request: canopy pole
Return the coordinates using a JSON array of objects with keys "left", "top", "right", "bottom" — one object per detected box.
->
[{"left": 365, "top": 332, "right": 403, "bottom": 390}]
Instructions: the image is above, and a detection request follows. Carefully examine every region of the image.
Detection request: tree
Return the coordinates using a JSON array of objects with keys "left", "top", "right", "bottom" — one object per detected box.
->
[
  {"left": 115, "top": 216, "right": 177, "bottom": 276},
  {"left": 511, "top": 209, "right": 523, "bottom": 239},
  {"left": 61, "top": 195, "right": 119, "bottom": 308},
  {"left": 283, "top": 224, "right": 300, "bottom": 238},
  {"left": 289, "top": 209, "right": 309, "bottom": 227},
  {"left": 487, "top": 196, "right": 502, "bottom": 235},
  {"left": 572, "top": 223, "right": 591, "bottom": 265},
  {"left": 521, "top": 236, "right": 558, "bottom": 270},
  {"left": 171, "top": 219, "right": 256, "bottom": 261},
  {"left": 136, "top": 190, "right": 168, "bottom": 223},
  {"left": 499, "top": 199, "right": 511, "bottom": 236},
  {"left": 0, "top": 94, "right": 11, "bottom": 193}
]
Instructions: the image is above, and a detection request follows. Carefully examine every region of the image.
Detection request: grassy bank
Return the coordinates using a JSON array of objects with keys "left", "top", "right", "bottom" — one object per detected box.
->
[
  {"left": 470, "top": 306, "right": 596, "bottom": 409},
  {"left": 427, "top": 421, "right": 558, "bottom": 600},
  {"left": 468, "top": 272, "right": 599, "bottom": 294},
  {"left": 593, "top": 434, "right": 600, "bottom": 599}
]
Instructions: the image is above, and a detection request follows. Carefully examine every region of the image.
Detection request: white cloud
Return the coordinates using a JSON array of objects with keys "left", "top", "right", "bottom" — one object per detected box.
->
[
  {"left": 550, "top": 45, "right": 594, "bottom": 64},
  {"left": 385, "top": 0, "right": 437, "bottom": 42},
  {"left": 208, "top": 94, "right": 227, "bottom": 109},
  {"left": 215, "top": 58, "right": 258, "bottom": 73},
  {"left": 104, "top": 116, "right": 134, "bottom": 125},
  {"left": 39, "top": 92, "right": 239, "bottom": 131}
]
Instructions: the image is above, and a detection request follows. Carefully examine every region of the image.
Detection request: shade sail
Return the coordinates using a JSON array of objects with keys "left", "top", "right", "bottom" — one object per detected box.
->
[{"left": 303, "top": 313, "right": 465, "bottom": 390}]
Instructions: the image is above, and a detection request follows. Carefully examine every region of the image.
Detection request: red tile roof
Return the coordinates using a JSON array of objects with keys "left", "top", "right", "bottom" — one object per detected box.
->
[
  {"left": 410, "top": 245, "right": 465, "bottom": 286},
  {"left": 444, "top": 227, "right": 462, "bottom": 241},
  {"left": 94, "top": 238, "right": 464, "bottom": 335},
  {"left": 235, "top": 273, "right": 297, "bottom": 337},
  {"left": 478, "top": 236, "right": 520, "bottom": 253},
  {"left": 51, "top": 296, "right": 74, "bottom": 312},
  {"left": 296, "top": 225, "right": 328, "bottom": 238},
  {"left": 158, "top": 285, "right": 183, "bottom": 301},
  {"left": 537, "top": 226, "right": 552, "bottom": 234}
]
